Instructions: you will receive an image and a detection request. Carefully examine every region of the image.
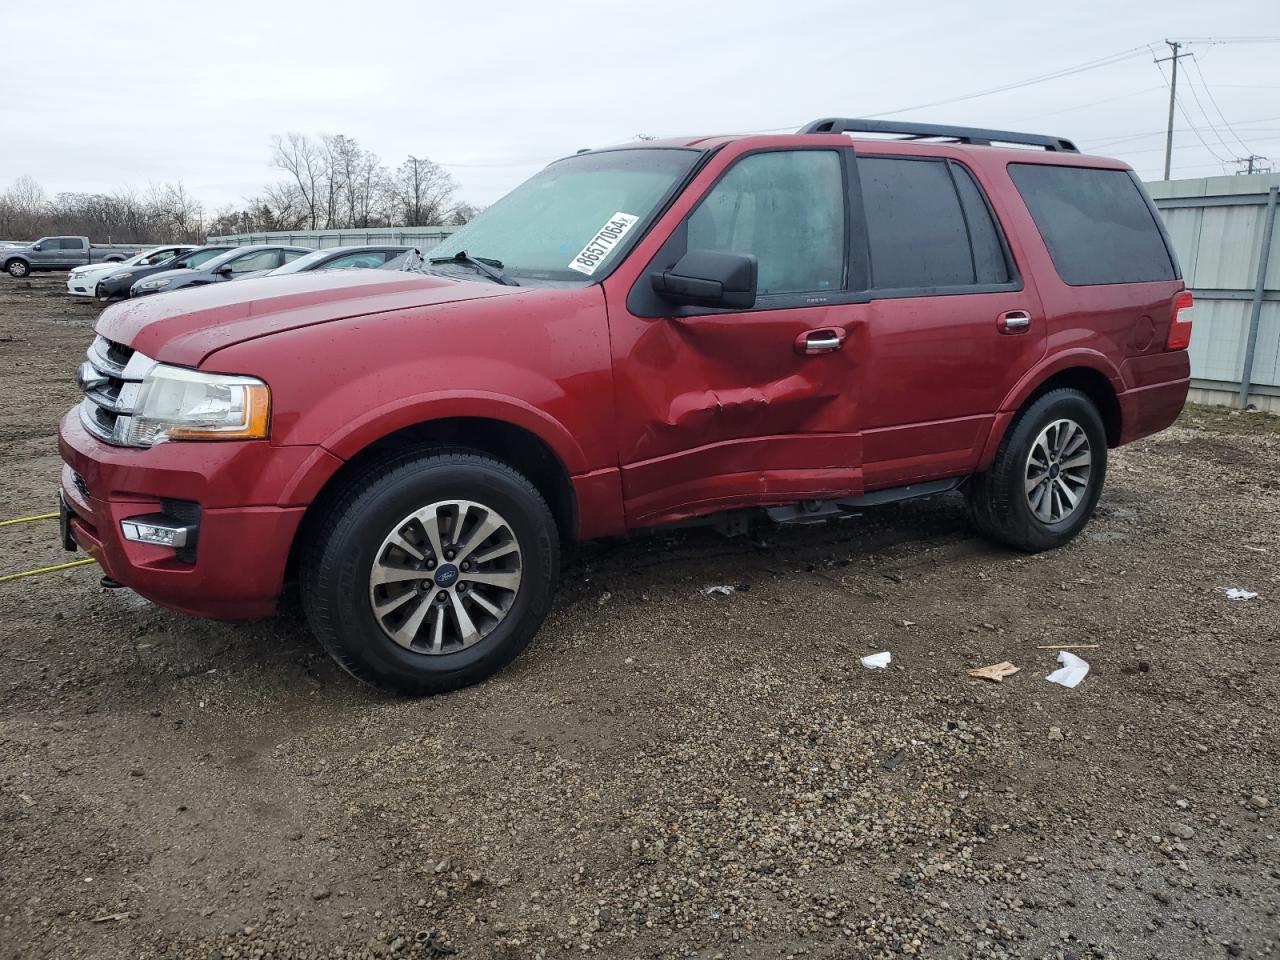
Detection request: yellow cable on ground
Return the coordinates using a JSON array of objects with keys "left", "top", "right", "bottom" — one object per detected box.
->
[
  {"left": 0, "top": 558, "right": 97, "bottom": 583},
  {"left": 0, "top": 512, "right": 59, "bottom": 528}
]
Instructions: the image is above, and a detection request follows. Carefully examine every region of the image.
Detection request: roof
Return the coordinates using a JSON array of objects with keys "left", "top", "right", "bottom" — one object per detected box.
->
[{"left": 592, "top": 117, "right": 1099, "bottom": 161}]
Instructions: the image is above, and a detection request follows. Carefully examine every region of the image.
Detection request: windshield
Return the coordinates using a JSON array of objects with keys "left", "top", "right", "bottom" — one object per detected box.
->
[
  {"left": 183, "top": 247, "right": 231, "bottom": 268},
  {"left": 427, "top": 148, "right": 701, "bottom": 284},
  {"left": 119, "top": 249, "right": 155, "bottom": 267},
  {"left": 200, "top": 247, "right": 263, "bottom": 270}
]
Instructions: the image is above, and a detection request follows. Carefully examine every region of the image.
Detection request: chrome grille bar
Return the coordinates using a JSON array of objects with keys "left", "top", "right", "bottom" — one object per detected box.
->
[{"left": 75, "top": 336, "right": 156, "bottom": 445}]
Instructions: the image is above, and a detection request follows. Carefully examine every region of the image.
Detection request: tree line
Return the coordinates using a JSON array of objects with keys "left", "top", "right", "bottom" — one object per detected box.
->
[{"left": 0, "top": 132, "right": 476, "bottom": 244}]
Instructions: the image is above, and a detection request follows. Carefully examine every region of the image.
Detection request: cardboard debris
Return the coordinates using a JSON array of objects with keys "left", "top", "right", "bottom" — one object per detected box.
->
[{"left": 967, "top": 661, "right": 1020, "bottom": 682}]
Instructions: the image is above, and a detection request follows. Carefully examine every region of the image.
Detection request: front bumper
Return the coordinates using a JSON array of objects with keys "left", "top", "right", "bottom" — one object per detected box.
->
[
  {"left": 96, "top": 275, "right": 136, "bottom": 299},
  {"left": 66, "top": 274, "right": 98, "bottom": 297},
  {"left": 58, "top": 409, "right": 317, "bottom": 620}
]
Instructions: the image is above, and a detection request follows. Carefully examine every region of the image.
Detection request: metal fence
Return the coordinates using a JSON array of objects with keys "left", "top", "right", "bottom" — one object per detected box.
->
[
  {"left": 207, "top": 226, "right": 458, "bottom": 251},
  {"left": 1148, "top": 173, "right": 1280, "bottom": 411}
]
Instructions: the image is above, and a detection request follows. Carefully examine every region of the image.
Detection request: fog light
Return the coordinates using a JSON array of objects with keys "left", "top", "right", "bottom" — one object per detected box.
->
[{"left": 121, "top": 516, "right": 193, "bottom": 548}]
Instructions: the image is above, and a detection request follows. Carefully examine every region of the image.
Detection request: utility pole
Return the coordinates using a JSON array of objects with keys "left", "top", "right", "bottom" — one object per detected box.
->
[
  {"left": 1155, "top": 40, "right": 1193, "bottom": 180},
  {"left": 1234, "top": 155, "right": 1273, "bottom": 175}
]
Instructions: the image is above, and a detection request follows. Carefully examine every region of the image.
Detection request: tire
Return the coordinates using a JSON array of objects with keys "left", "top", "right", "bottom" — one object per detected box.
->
[
  {"left": 5, "top": 259, "right": 29, "bottom": 278},
  {"left": 301, "top": 448, "right": 559, "bottom": 695},
  {"left": 966, "top": 388, "right": 1107, "bottom": 553}
]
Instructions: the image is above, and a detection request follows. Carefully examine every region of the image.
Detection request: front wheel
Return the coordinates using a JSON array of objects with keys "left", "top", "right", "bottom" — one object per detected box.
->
[
  {"left": 301, "top": 449, "right": 559, "bottom": 695},
  {"left": 966, "top": 388, "right": 1107, "bottom": 552},
  {"left": 6, "top": 260, "right": 30, "bottom": 278}
]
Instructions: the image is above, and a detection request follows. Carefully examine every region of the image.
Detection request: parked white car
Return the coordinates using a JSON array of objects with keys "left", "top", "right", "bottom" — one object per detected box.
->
[{"left": 65, "top": 245, "right": 194, "bottom": 297}]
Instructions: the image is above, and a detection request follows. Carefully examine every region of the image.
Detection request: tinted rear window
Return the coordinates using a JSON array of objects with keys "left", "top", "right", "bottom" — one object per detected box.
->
[
  {"left": 1008, "top": 164, "right": 1176, "bottom": 285},
  {"left": 859, "top": 157, "right": 1012, "bottom": 290}
]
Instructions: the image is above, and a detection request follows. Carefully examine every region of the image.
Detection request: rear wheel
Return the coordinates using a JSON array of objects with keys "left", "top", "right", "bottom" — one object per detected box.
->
[
  {"left": 301, "top": 449, "right": 559, "bottom": 695},
  {"left": 6, "top": 259, "right": 29, "bottom": 278},
  {"left": 966, "top": 388, "right": 1107, "bottom": 552}
]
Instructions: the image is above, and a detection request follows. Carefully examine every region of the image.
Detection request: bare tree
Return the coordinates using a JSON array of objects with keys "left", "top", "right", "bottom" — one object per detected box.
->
[
  {"left": 394, "top": 156, "right": 457, "bottom": 226},
  {"left": 271, "top": 133, "right": 323, "bottom": 229},
  {"left": 0, "top": 175, "right": 47, "bottom": 238},
  {"left": 445, "top": 201, "right": 481, "bottom": 226}
]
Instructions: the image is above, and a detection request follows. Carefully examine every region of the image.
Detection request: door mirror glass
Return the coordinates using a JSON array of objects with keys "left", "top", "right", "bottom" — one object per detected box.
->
[{"left": 650, "top": 250, "right": 757, "bottom": 310}]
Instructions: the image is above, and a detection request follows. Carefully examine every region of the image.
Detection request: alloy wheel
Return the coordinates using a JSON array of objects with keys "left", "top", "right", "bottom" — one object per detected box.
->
[
  {"left": 368, "top": 499, "right": 523, "bottom": 654},
  {"left": 1024, "top": 418, "right": 1092, "bottom": 524}
]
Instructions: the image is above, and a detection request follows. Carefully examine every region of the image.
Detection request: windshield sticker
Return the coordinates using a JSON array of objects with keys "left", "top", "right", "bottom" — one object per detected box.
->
[{"left": 568, "top": 212, "right": 641, "bottom": 275}]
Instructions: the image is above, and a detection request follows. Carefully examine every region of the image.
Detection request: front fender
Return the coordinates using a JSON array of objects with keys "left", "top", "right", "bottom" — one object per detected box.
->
[{"left": 321, "top": 389, "right": 590, "bottom": 475}]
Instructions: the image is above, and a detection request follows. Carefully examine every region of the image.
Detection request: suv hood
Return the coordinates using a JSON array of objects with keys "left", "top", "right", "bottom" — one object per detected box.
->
[{"left": 97, "top": 269, "right": 524, "bottom": 366}]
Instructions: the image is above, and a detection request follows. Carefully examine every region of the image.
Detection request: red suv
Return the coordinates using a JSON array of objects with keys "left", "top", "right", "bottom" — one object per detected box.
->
[{"left": 58, "top": 118, "right": 1191, "bottom": 694}]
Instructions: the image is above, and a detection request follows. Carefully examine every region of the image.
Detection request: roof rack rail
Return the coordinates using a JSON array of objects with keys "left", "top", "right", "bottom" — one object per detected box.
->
[{"left": 799, "top": 118, "right": 1078, "bottom": 153}]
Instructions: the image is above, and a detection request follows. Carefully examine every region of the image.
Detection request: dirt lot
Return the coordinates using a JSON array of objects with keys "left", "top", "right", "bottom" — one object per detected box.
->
[{"left": 0, "top": 274, "right": 1277, "bottom": 960}]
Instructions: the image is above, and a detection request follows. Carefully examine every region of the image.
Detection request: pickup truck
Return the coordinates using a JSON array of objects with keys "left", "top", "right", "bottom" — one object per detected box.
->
[{"left": 3, "top": 237, "right": 147, "bottom": 277}]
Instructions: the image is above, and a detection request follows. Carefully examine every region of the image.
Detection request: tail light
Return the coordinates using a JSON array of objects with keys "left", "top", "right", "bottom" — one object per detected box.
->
[{"left": 1166, "top": 291, "right": 1194, "bottom": 350}]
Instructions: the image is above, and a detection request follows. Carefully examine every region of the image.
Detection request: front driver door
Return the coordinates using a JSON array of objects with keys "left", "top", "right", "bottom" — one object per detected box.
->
[{"left": 602, "top": 145, "right": 867, "bottom": 528}]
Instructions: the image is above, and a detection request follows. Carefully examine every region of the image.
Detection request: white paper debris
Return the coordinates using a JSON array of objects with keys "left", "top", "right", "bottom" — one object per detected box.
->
[
  {"left": 861, "top": 651, "right": 892, "bottom": 669},
  {"left": 701, "top": 585, "right": 735, "bottom": 596},
  {"left": 1221, "top": 587, "right": 1258, "bottom": 601},
  {"left": 1045, "top": 650, "right": 1090, "bottom": 688}
]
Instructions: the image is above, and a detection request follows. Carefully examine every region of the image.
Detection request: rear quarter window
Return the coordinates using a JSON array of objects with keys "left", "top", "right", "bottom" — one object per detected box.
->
[{"left": 1008, "top": 164, "right": 1176, "bottom": 286}]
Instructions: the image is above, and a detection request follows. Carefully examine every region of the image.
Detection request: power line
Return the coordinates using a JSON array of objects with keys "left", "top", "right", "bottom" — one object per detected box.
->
[
  {"left": 1188, "top": 55, "right": 1257, "bottom": 156},
  {"left": 732, "top": 44, "right": 1154, "bottom": 135},
  {"left": 1087, "top": 115, "right": 1280, "bottom": 149},
  {"left": 1008, "top": 85, "right": 1165, "bottom": 124},
  {"left": 1179, "top": 56, "right": 1242, "bottom": 158},
  {"left": 862, "top": 46, "right": 1151, "bottom": 118}
]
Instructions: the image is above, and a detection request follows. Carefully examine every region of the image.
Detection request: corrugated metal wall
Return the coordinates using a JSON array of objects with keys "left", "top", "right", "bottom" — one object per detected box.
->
[
  {"left": 1148, "top": 173, "right": 1280, "bottom": 402},
  {"left": 208, "top": 226, "right": 458, "bottom": 251}
]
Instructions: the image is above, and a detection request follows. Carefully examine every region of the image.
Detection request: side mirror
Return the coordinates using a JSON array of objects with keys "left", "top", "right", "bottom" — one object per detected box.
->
[
  {"left": 650, "top": 250, "right": 757, "bottom": 310},
  {"left": 32, "top": 243, "right": 42, "bottom": 251},
  {"left": 216, "top": 264, "right": 234, "bottom": 276}
]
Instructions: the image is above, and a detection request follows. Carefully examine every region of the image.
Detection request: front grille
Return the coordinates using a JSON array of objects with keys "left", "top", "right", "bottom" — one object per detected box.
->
[{"left": 76, "top": 335, "right": 157, "bottom": 445}]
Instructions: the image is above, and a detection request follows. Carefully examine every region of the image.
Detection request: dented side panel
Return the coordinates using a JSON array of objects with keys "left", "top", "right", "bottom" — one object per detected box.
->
[{"left": 607, "top": 304, "right": 865, "bottom": 524}]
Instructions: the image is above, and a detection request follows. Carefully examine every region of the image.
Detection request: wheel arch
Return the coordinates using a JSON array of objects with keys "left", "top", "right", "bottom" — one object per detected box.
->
[
  {"left": 978, "top": 355, "right": 1123, "bottom": 472},
  {"left": 287, "top": 415, "right": 580, "bottom": 585},
  {"left": 3, "top": 255, "right": 32, "bottom": 271}
]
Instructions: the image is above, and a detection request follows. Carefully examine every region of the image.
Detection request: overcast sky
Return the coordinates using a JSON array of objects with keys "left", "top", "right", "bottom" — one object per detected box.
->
[{"left": 2, "top": 0, "right": 1278, "bottom": 213}]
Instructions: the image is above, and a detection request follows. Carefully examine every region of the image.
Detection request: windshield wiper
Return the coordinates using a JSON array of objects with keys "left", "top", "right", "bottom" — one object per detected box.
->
[{"left": 428, "top": 250, "right": 518, "bottom": 286}]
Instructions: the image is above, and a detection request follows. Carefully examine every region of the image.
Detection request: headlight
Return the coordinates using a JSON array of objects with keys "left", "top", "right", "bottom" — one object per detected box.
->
[
  {"left": 123, "top": 364, "right": 270, "bottom": 446},
  {"left": 138, "top": 278, "right": 171, "bottom": 290}
]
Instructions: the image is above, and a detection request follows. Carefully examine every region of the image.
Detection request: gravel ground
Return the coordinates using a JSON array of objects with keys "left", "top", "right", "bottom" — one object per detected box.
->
[{"left": 1, "top": 274, "right": 1277, "bottom": 960}]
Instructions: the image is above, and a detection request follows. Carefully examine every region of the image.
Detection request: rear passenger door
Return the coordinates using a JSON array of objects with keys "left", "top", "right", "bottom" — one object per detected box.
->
[
  {"left": 854, "top": 156, "right": 1046, "bottom": 489},
  {"left": 58, "top": 238, "right": 88, "bottom": 267}
]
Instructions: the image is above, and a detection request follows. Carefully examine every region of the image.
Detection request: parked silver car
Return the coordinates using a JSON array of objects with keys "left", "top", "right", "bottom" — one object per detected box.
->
[
  {"left": 236, "top": 244, "right": 415, "bottom": 280},
  {"left": 130, "top": 245, "right": 310, "bottom": 297}
]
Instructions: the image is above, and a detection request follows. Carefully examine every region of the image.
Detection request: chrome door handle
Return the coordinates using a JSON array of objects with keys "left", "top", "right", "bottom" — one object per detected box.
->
[
  {"left": 795, "top": 328, "right": 847, "bottom": 355},
  {"left": 997, "top": 310, "right": 1032, "bottom": 334}
]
